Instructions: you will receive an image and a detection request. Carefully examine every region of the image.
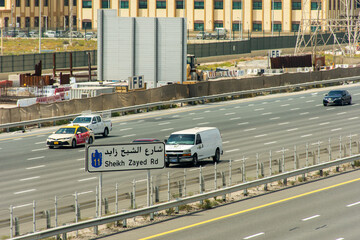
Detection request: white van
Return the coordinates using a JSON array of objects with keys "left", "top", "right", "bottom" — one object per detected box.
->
[{"left": 165, "top": 127, "right": 223, "bottom": 167}]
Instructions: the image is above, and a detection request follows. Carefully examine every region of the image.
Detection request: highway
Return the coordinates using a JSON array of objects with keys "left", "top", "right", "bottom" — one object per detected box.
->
[
  {"left": 113, "top": 168, "right": 360, "bottom": 240},
  {"left": 1, "top": 83, "right": 360, "bottom": 234}
]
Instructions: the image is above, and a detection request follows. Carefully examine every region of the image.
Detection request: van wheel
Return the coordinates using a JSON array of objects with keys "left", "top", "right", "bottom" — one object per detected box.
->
[
  {"left": 213, "top": 148, "right": 220, "bottom": 163},
  {"left": 165, "top": 162, "right": 169, "bottom": 167},
  {"left": 71, "top": 139, "right": 77, "bottom": 148},
  {"left": 193, "top": 154, "right": 199, "bottom": 167},
  {"left": 103, "top": 128, "right": 109, "bottom": 137}
]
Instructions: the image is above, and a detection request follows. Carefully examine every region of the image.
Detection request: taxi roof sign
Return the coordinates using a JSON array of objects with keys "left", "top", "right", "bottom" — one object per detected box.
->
[{"left": 85, "top": 142, "right": 165, "bottom": 172}]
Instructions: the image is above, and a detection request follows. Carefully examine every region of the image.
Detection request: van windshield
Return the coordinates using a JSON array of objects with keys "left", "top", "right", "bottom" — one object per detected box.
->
[{"left": 167, "top": 134, "right": 195, "bottom": 145}]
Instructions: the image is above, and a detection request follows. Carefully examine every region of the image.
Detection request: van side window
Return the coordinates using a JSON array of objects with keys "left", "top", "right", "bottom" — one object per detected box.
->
[
  {"left": 196, "top": 134, "right": 202, "bottom": 144},
  {"left": 96, "top": 116, "right": 102, "bottom": 122}
]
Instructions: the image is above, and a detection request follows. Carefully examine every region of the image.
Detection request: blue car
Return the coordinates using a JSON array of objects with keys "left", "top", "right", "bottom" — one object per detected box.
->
[{"left": 323, "top": 90, "right": 352, "bottom": 106}]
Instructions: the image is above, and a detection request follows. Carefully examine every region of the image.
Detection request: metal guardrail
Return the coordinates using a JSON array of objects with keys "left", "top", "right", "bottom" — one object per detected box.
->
[
  {"left": 1, "top": 75, "right": 360, "bottom": 130},
  {"left": 11, "top": 154, "right": 360, "bottom": 240}
]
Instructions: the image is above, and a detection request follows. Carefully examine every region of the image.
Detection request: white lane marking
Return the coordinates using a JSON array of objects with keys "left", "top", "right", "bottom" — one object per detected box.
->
[
  {"left": 37, "top": 135, "right": 45, "bottom": 137},
  {"left": 326, "top": 108, "right": 336, "bottom": 111},
  {"left": 288, "top": 98, "right": 293, "bottom": 100},
  {"left": 75, "top": 191, "right": 93, "bottom": 196},
  {"left": 337, "top": 112, "right": 347, "bottom": 115},
  {"left": 301, "top": 134, "right": 313, "bottom": 138},
  {"left": 281, "top": 104, "right": 290, "bottom": 107},
  {"left": 261, "top": 112, "right": 272, "bottom": 115},
  {"left": 27, "top": 156, "right": 45, "bottom": 161},
  {"left": 193, "top": 117, "right": 204, "bottom": 120},
  {"left": 26, "top": 165, "right": 45, "bottom": 170},
  {"left": 299, "top": 112, "right": 309, "bottom": 115},
  {"left": 122, "top": 134, "right": 136, "bottom": 137},
  {"left": 254, "top": 108, "right": 264, "bottom": 111},
  {"left": 319, "top": 122, "right": 330, "bottom": 126},
  {"left": 315, "top": 104, "right": 323, "bottom": 107},
  {"left": 290, "top": 108, "right": 300, "bottom": 111},
  {"left": 238, "top": 122, "right": 249, "bottom": 125},
  {"left": 354, "top": 93, "right": 360, "bottom": 96},
  {"left": 331, "top": 128, "right": 342, "bottom": 132},
  {"left": 234, "top": 106, "right": 241, "bottom": 108},
  {"left": 35, "top": 141, "right": 45, "bottom": 145},
  {"left": 77, "top": 158, "right": 83, "bottom": 161},
  {"left": 154, "top": 118, "right": 162, "bottom": 120},
  {"left": 79, "top": 168, "right": 85, "bottom": 171},
  {"left": 347, "top": 201, "right": 360, "bottom": 207},
  {"left": 119, "top": 122, "right": 128, "bottom": 125},
  {"left": 189, "top": 113, "right": 195, "bottom": 115},
  {"left": 264, "top": 141, "right": 277, "bottom": 145},
  {"left": 300, "top": 96, "right": 305, "bottom": 99},
  {"left": 78, "top": 177, "right": 97, "bottom": 182},
  {"left": 302, "top": 215, "right": 320, "bottom": 221},
  {"left": 14, "top": 189, "right": 36, "bottom": 195},
  {"left": 197, "top": 122, "right": 210, "bottom": 125},
  {"left": 335, "top": 238, "right": 344, "bottom": 240},
  {"left": 306, "top": 100, "right": 314, "bottom": 103},
  {"left": 32, "top": 148, "right": 47, "bottom": 152},
  {"left": 204, "top": 110, "right": 211, "bottom": 113},
  {"left": 225, "top": 112, "right": 235, "bottom": 116},
  {"left": 278, "top": 122, "right": 289, "bottom": 125},
  {"left": 225, "top": 149, "right": 239, "bottom": 153},
  {"left": 248, "top": 104, "right": 254, "bottom": 106},
  {"left": 78, "top": 149, "right": 85, "bottom": 152},
  {"left": 13, "top": 203, "right": 33, "bottom": 209},
  {"left": 222, "top": 141, "right": 230, "bottom": 144},
  {"left": 254, "top": 134, "right": 267, "bottom": 138},
  {"left": 20, "top": 176, "right": 40, "bottom": 181},
  {"left": 348, "top": 117, "right": 359, "bottom": 120},
  {"left": 158, "top": 122, "right": 170, "bottom": 126},
  {"left": 230, "top": 117, "right": 241, "bottom": 120},
  {"left": 309, "top": 117, "right": 319, "bottom": 120},
  {"left": 311, "top": 141, "right": 323, "bottom": 145},
  {"left": 244, "top": 128, "right": 256, "bottom": 132},
  {"left": 275, "top": 100, "right": 280, "bottom": 102},
  {"left": 276, "top": 148, "right": 289, "bottom": 153},
  {"left": 219, "top": 108, "right": 226, "bottom": 110},
  {"left": 160, "top": 128, "right": 174, "bottom": 131},
  {"left": 287, "top": 128, "right": 298, "bottom": 132},
  {"left": 13, "top": 138, "right": 22, "bottom": 141},
  {"left": 270, "top": 117, "right": 280, "bottom": 120},
  {"left": 120, "top": 128, "right": 133, "bottom": 131},
  {"left": 243, "top": 232, "right": 265, "bottom": 239},
  {"left": 172, "top": 115, "right": 179, "bottom": 118}
]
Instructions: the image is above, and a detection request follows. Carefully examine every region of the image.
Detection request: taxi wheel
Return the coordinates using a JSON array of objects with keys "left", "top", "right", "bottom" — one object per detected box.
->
[
  {"left": 48, "top": 146, "right": 54, "bottom": 149},
  {"left": 72, "top": 139, "right": 77, "bottom": 148},
  {"left": 88, "top": 137, "right": 93, "bottom": 144}
]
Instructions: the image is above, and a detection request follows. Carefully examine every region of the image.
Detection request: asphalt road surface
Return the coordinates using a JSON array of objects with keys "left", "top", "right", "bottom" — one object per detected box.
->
[{"left": 1, "top": 83, "right": 360, "bottom": 235}]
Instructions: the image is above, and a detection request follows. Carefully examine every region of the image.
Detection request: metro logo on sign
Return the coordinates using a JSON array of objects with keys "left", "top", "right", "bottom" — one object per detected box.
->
[{"left": 85, "top": 142, "right": 165, "bottom": 172}]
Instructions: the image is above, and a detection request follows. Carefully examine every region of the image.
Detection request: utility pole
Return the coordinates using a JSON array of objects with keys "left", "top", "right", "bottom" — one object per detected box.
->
[
  {"left": 70, "top": 0, "right": 73, "bottom": 45},
  {"left": 39, "top": 0, "right": 42, "bottom": 53}
]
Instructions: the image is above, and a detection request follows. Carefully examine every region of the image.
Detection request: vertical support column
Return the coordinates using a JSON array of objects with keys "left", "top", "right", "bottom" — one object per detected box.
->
[
  {"left": 132, "top": 179, "right": 136, "bottom": 209},
  {"left": 183, "top": 168, "right": 187, "bottom": 197},
  {"left": 99, "top": 173, "right": 103, "bottom": 217},
  {"left": 10, "top": 205, "right": 13, "bottom": 239},
  {"left": 115, "top": 183, "right": 118, "bottom": 214},
  {"left": 294, "top": 145, "right": 297, "bottom": 170},
  {"left": 33, "top": 200, "right": 36, "bottom": 233},
  {"left": 269, "top": 150, "right": 272, "bottom": 176},
  {"left": 167, "top": 172, "right": 170, "bottom": 201},
  {"left": 147, "top": 170, "right": 151, "bottom": 207},
  {"left": 328, "top": 137, "right": 331, "bottom": 161},
  {"left": 97, "top": 9, "right": 103, "bottom": 82},
  {"left": 306, "top": 143, "right": 309, "bottom": 167},
  {"left": 214, "top": 162, "right": 217, "bottom": 190},
  {"left": 229, "top": 159, "right": 232, "bottom": 186},
  {"left": 256, "top": 153, "right": 259, "bottom": 179}
]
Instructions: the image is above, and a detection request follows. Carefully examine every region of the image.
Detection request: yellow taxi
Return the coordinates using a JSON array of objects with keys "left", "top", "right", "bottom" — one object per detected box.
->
[{"left": 47, "top": 125, "right": 95, "bottom": 149}]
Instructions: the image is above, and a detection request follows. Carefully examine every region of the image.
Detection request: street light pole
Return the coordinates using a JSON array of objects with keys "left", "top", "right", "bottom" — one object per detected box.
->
[
  {"left": 271, "top": 0, "right": 274, "bottom": 36},
  {"left": 39, "top": 0, "right": 42, "bottom": 53}
]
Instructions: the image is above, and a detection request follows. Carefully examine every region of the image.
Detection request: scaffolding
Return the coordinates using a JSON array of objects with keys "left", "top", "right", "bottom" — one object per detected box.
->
[{"left": 295, "top": 0, "right": 360, "bottom": 59}]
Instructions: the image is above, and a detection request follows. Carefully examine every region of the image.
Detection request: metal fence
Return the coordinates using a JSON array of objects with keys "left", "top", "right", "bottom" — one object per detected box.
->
[{"left": 4, "top": 131, "right": 360, "bottom": 239}]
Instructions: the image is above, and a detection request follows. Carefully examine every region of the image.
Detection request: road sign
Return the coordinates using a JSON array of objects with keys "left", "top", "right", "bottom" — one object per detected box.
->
[
  {"left": 85, "top": 142, "right": 165, "bottom": 172},
  {"left": 269, "top": 49, "right": 282, "bottom": 58}
]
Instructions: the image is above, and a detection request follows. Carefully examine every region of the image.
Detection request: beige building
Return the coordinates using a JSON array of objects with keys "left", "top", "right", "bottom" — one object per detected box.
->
[{"left": 0, "top": 0, "right": 358, "bottom": 33}]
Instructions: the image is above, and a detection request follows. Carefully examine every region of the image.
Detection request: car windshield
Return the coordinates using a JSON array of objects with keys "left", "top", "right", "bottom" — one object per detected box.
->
[
  {"left": 55, "top": 128, "right": 76, "bottom": 134},
  {"left": 166, "top": 134, "right": 195, "bottom": 145},
  {"left": 73, "top": 117, "right": 92, "bottom": 123},
  {"left": 327, "top": 91, "right": 343, "bottom": 96}
]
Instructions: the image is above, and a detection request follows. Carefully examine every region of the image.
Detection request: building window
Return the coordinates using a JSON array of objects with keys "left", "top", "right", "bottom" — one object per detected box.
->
[
  {"left": 194, "top": 23, "right": 204, "bottom": 31},
  {"left": 232, "top": 23, "right": 242, "bottom": 31},
  {"left": 214, "top": 0, "right": 223, "bottom": 9},
  {"left": 253, "top": 23, "right": 262, "bottom": 31},
  {"left": 16, "top": 0, "right": 20, "bottom": 7},
  {"left": 273, "top": 23, "right": 282, "bottom": 31},
  {"left": 214, "top": 22, "right": 223, "bottom": 28},
  {"left": 64, "top": 0, "right": 69, "bottom": 6},
  {"left": 292, "top": 23, "right": 299, "bottom": 32},
  {"left": 82, "top": 21, "right": 92, "bottom": 30},
  {"left": 233, "top": 1, "right": 242, "bottom": 9},
  {"left": 73, "top": 0, "right": 77, "bottom": 6},
  {"left": 311, "top": 2, "right": 321, "bottom": 10},
  {"left": 35, "top": 17, "right": 39, "bottom": 27},
  {"left": 139, "top": 0, "right": 147, "bottom": 9},
  {"left": 253, "top": 1, "right": 262, "bottom": 10},
  {"left": 0, "top": 0, "right": 4, "bottom": 7},
  {"left": 73, "top": 16, "right": 77, "bottom": 26},
  {"left": 102, "top": 0, "right": 110, "bottom": 8},
  {"left": 292, "top": 1, "right": 301, "bottom": 10},
  {"left": 194, "top": 1, "right": 204, "bottom": 9},
  {"left": 273, "top": 2, "right": 282, "bottom": 10},
  {"left": 120, "top": 0, "right": 129, "bottom": 8},
  {"left": 25, "top": 17, "right": 30, "bottom": 27},
  {"left": 157, "top": 0, "right": 166, "bottom": 9},
  {"left": 311, "top": 26, "right": 317, "bottom": 32},
  {"left": 25, "top": 0, "right": 30, "bottom": 7},
  {"left": 176, "top": 1, "right": 184, "bottom": 9},
  {"left": 35, "top": 0, "right": 39, "bottom": 7},
  {"left": 83, "top": 0, "right": 92, "bottom": 8},
  {"left": 44, "top": 0, "right": 48, "bottom": 6}
]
